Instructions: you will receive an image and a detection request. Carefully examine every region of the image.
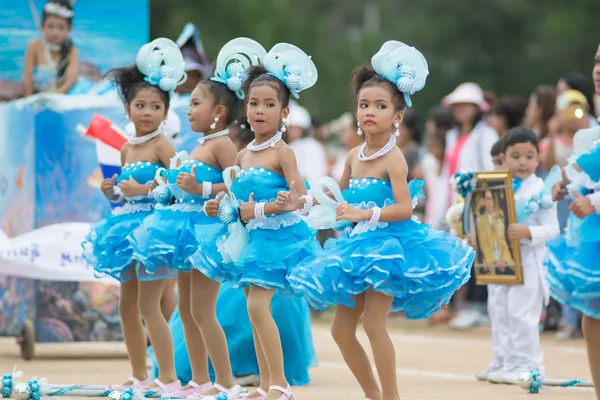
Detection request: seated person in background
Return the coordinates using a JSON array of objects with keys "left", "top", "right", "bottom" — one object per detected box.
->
[{"left": 22, "top": 0, "right": 79, "bottom": 96}]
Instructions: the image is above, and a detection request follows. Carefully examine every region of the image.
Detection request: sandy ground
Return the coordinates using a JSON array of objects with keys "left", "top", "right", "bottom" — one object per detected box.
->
[{"left": 0, "top": 319, "right": 595, "bottom": 400}]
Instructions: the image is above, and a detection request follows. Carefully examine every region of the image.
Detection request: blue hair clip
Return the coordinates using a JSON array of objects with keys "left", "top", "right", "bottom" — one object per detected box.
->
[
  {"left": 371, "top": 41, "right": 429, "bottom": 107},
  {"left": 263, "top": 43, "right": 318, "bottom": 99},
  {"left": 210, "top": 37, "right": 267, "bottom": 100},
  {"left": 136, "top": 38, "right": 187, "bottom": 95}
]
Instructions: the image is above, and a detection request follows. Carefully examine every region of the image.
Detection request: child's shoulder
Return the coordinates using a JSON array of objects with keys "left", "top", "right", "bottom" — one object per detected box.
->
[
  {"left": 27, "top": 38, "right": 42, "bottom": 48},
  {"left": 384, "top": 146, "right": 408, "bottom": 168},
  {"left": 25, "top": 39, "right": 42, "bottom": 55}
]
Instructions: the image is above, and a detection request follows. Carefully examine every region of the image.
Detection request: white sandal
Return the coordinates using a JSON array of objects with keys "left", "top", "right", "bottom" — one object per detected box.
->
[{"left": 269, "top": 385, "right": 294, "bottom": 400}]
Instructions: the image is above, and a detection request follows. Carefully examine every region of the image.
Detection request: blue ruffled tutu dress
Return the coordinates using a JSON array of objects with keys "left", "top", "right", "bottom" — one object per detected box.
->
[
  {"left": 82, "top": 161, "right": 175, "bottom": 282},
  {"left": 192, "top": 167, "right": 322, "bottom": 295},
  {"left": 147, "top": 283, "right": 317, "bottom": 385},
  {"left": 546, "top": 136, "right": 600, "bottom": 319},
  {"left": 288, "top": 178, "right": 475, "bottom": 319},
  {"left": 129, "top": 160, "right": 224, "bottom": 273}
]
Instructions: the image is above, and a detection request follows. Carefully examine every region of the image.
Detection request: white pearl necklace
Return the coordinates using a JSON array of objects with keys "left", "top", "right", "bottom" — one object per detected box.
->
[
  {"left": 198, "top": 129, "right": 230, "bottom": 145},
  {"left": 358, "top": 134, "right": 397, "bottom": 161},
  {"left": 128, "top": 127, "right": 163, "bottom": 145},
  {"left": 247, "top": 131, "right": 282, "bottom": 152}
]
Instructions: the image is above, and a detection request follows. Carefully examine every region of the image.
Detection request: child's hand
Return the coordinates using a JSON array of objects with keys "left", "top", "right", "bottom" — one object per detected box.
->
[
  {"left": 552, "top": 169, "right": 569, "bottom": 201},
  {"left": 465, "top": 233, "right": 473, "bottom": 247},
  {"left": 205, "top": 192, "right": 224, "bottom": 218},
  {"left": 335, "top": 202, "right": 367, "bottom": 223},
  {"left": 569, "top": 191, "right": 595, "bottom": 219},
  {"left": 508, "top": 223, "right": 531, "bottom": 241},
  {"left": 240, "top": 193, "right": 257, "bottom": 221},
  {"left": 118, "top": 176, "right": 146, "bottom": 197},
  {"left": 100, "top": 174, "right": 118, "bottom": 200},
  {"left": 276, "top": 181, "right": 300, "bottom": 211},
  {"left": 177, "top": 165, "right": 201, "bottom": 194}
]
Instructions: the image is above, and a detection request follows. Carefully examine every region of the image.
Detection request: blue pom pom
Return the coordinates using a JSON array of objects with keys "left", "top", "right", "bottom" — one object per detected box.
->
[
  {"left": 122, "top": 388, "right": 133, "bottom": 400},
  {"left": 528, "top": 200, "right": 540, "bottom": 214},
  {"left": 216, "top": 392, "right": 229, "bottom": 400},
  {"left": 540, "top": 194, "right": 553, "bottom": 209},
  {"left": 2, "top": 374, "right": 13, "bottom": 398},
  {"left": 28, "top": 379, "right": 40, "bottom": 400}
]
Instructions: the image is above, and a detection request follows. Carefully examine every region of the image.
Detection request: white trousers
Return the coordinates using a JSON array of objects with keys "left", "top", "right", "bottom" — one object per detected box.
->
[{"left": 487, "top": 264, "right": 544, "bottom": 369}]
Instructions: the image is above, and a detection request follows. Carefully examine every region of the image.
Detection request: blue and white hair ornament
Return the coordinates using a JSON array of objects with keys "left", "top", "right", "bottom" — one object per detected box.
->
[
  {"left": 136, "top": 38, "right": 187, "bottom": 94},
  {"left": 211, "top": 37, "right": 267, "bottom": 100},
  {"left": 263, "top": 43, "right": 318, "bottom": 99},
  {"left": 371, "top": 41, "right": 429, "bottom": 107}
]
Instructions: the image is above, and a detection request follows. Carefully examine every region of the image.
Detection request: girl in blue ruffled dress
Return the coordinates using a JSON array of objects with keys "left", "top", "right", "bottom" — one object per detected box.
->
[
  {"left": 198, "top": 43, "right": 321, "bottom": 400},
  {"left": 82, "top": 39, "right": 186, "bottom": 394},
  {"left": 280, "top": 41, "right": 475, "bottom": 400},
  {"left": 546, "top": 42, "right": 600, "bottom": 400},
  {"left": 130, "top": 38, "right": 267, "bottom": 399}
]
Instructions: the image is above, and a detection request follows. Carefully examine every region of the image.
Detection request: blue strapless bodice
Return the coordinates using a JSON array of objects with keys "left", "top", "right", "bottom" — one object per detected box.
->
[
  {"left": 231, "top": 167, "right": 288, "bottom": 202},
  {"left": 343, "top": 178, "right": 394, "bottom": 207},
  {"left": 116, "top": 161, "right": 162, "bottom": 185},
  {"left": 161, "top": 160, "right": 223, "bottom": 204}
]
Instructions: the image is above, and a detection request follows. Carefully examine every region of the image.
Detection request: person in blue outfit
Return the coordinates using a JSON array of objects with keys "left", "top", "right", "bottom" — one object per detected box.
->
[
  {"left": 148, "top": 281, "right": 317, "bottom": 387},
  {"left": 132, "top": 37, "right": 267, "bottom": 400},
  {"left": 279, "top": 41, "right": 475, "bottom": 400},
  {"left": 546, "top": 41, "right": 600, "bottom": 400},
  {"left": 81, "top": 39, "right": 186, "bottom": 394},
  {"left": 198, "top": 43, "right": 321, "bottom": 400}
]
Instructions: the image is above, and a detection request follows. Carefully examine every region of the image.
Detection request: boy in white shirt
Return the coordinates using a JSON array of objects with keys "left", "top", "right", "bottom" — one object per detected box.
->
[{"left": 477, "top": 127, "right": 560, "bottom": 384}]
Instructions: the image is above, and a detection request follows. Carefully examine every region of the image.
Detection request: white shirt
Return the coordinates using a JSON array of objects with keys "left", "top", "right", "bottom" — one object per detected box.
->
[{"left": 514, "top": 174, "right": 560, "bottom": 304}]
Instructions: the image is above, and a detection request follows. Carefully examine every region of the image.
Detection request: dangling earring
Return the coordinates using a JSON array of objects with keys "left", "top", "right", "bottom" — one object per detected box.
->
[
  {"left": 250, "top": 125, "right": 254, "bottom": 132},
  {"left": 356, "top": 121, "right": 363, "bottom": 136},
  {"left": 210, "top": 117, "right": 219, "bottom": 130},
  {"left": 125, "top": 114, "right": 130, "bottom": 120},
  {"left": 394, "top": 122, "right": 400, "bottom": 137},
  {"left": 281, "top": 118, "right": 287, "bottom": 133}
]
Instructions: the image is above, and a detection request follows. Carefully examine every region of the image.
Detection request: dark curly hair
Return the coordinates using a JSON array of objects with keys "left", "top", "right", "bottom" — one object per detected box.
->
[
  {"left": 106, "top": 66, "right": 170, "bottom": 111},
  {"left": 198, "top": 79, "right": 244, "bottom": 126},
  {"left": 350, "top": 65, "right": 406, "bottom": 112},
  {"left": 243, "top": 65, "right": 291, "bottom": 108}
]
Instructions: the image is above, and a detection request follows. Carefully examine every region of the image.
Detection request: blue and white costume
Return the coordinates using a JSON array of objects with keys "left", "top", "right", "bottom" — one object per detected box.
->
[{"left": 547, "top": 126, "right": 600, "bottom": 319}]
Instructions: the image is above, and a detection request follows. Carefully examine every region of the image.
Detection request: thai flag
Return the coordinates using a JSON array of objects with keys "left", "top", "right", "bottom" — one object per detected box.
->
[{"left": 77, "top": 114, "right": 128, "bottom": 208}]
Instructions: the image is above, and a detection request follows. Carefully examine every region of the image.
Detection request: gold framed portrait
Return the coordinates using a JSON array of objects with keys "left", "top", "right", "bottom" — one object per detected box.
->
[{"left": 470, "top": 171, "right": 523, "bottom": 285}]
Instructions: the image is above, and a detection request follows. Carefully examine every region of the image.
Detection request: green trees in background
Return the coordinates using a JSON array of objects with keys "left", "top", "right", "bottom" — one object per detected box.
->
[{"left": 150, "top": 0, "right": 600, "bottom": 121}]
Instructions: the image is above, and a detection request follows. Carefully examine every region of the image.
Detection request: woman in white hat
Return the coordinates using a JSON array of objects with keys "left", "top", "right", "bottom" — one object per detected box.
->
[
  {"left": 443, "top": 82, "right": 499, "bottom": 185},
  {"left": 443, "top": 82, "right": 499, "bottom": 330}
]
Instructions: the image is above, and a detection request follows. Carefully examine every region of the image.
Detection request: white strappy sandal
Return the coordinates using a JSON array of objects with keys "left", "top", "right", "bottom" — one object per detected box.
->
[{"left": 269, "top": 385, "right": 294, "bottom": 400}]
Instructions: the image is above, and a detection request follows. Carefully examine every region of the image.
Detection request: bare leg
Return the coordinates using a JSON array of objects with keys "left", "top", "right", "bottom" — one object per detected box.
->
[
  {"left": 331, "top": 293, "right": 381, "bottom": 400},
  {"left": 363, "top": 290, "right": 398, "bottom": 400},
  {"left": 190, "top": 270, "right": 235, "bottom": 395},
  {"left": 177, "top": 271, "right": 210, "bottom": 387},
  {"left": 161, "top": 278, "right": 177, "bottom": 321},
  {"left": 138, "top": 278, "right": 177, "bottom": 384},
  {"left": 246, "top": 285, "right": 287, "bottom": 400},
  {"left": 583, "top": 316, "right": 600, "bottom": 400},
  {"left": 243, "top": 288, "right": 270, "bottom": 398},
  {"left": 118, "top": 274, "right": 148, "bottom": 384}
]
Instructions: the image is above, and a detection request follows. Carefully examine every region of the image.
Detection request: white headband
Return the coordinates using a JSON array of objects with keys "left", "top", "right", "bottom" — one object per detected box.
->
[{"left": 44, "top": 2, "right": 74, "bottom": 19}]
